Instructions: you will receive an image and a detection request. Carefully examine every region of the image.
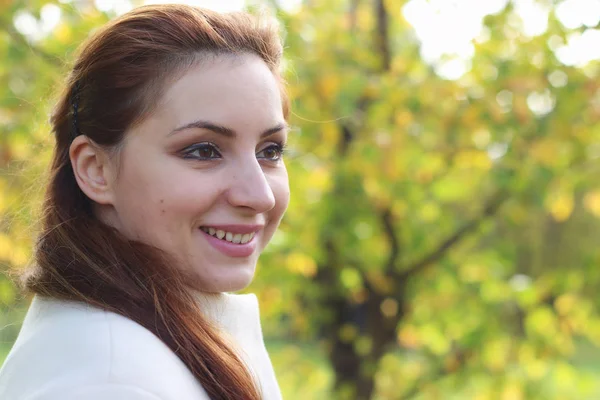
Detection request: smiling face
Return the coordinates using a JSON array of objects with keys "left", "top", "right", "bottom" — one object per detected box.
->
[{"left": 100, "top": 54, "right": 289, "bottom": 292}]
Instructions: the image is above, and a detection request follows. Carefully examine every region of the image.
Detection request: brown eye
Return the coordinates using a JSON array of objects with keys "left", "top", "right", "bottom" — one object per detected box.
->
[
  {"left": 257, "top": 143, "right": 285, "bottom": 162},
  {"left": 197, "top": 146, "right": 216, "bottom": 158},
  {"left": 182, "top": 143, "right": 221, "bottom": 160},
  {"left": 263, "top": 147, "right": 279, "bottom": 159}
]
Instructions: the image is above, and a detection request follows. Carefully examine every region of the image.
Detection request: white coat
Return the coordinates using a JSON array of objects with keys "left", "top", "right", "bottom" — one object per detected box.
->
[{"left": 0, "top": 293, "right": 282, "bottom": 400}]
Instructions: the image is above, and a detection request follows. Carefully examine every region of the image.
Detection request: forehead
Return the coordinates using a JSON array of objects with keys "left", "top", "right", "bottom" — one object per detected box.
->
[{"left": 156, "top": 54, "right": 284, "bottom": 129}]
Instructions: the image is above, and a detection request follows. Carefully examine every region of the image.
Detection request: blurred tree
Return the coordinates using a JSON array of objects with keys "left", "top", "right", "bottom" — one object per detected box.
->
[
  {"left": 256, "top": 0, "right": 600, "bottom": 398},
  {"left": 1, "top": 0, "right": 599, "bottom": 399}
]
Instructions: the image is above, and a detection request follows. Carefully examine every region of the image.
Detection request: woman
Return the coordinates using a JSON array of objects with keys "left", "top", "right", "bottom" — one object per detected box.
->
[{"left": 0, "top": 4, "right": 289, "bottom": 400}]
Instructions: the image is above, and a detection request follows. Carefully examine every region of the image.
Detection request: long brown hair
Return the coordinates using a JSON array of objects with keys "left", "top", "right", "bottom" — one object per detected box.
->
[{"left": 23, "top": 5, "right": 288, "bottom": 399}]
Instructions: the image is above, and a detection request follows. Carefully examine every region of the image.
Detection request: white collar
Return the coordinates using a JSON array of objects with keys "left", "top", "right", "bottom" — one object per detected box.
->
[{"left": 192, "top": 292, "right": 264, "bottom": 344}]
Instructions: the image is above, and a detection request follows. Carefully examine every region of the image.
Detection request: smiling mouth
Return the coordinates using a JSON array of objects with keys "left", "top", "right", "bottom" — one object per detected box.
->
[{"left": 200, "top": 227, "right": 256, "bottom": 244}]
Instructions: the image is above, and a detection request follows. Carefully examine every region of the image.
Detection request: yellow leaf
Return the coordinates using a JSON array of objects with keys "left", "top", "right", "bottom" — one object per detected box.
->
[
  {"left": 555, "top": 293, "right": 578, "bottom": 316},
  {"left": 12, "top": 137, "right": 34, "bottom": 160},
  {"left": 55, "top": 22, "right": 72, "bottom": 44},
  {"left": 546, "top": 190, "right": 574, "bottom": 222},
  {"left": 321, "top": 123, "right": 338, "bottom": 148},
  {"left": 518, "top": 342, "right": 535, "bottom": 364},
  {"left": 459, "top": 263, "right": 488, "bottom": 283},
  {"left": 472, "top": 128, "right": 491, "bottom": 148},
  {"left": 354, "top": 336, "right": 372, "bottom": 356},
  {"left": 363, "top": 81, "right": 380, "bottom": 99},
  {"left": 530, "top": 138, "right": 560, "bottom": 167},
  {"left": 586, "top": 320, "right": 600, "bottom": 346},
  {"left": 340, "top": 268, "right": 363, "bottom": 291},
  {"left": 0, "top": 280, "right": 16, "bottom": 305},
  {"left": 312, "top": 166, "right": 332, "bottom": 191},
  {"left": 0, "top": 233, "right": 12, "bottom": 261},
  {"left": 394, "top": 110, "right": 413, "bottom": 127},
  {"left": 524, "top": 359, "right": 548, "bottom": 380},
  {"left": 461, "top": 107, "right": 480, "bottom": 129},
  {"left": 419, "top": 202, "right": 440, "bottom": 222},
  {"left": 355, "top": 5, "right": 375, "bottom": 32},
  {"left": 285, "top": 252, "right": 317, "bottom": 277},
  {"left": 338, "top": 324, "right": 358, "bottom": 343},
  {"left": 349, "top": 289, "right": 368, "bottom": 305},
  {"left": 317, "top": 74, "right": 340, "bottom": 102},
  {"left": 501, "top": 382, "right": 523, "bottom": 400},
  {"left": 419, "top": 324, "right": 450, "bottom": 355},
  {"left": 363, "top": 176, "right": 391, "bottom": 207},
  {"left": 506, "top": 202, "right": 528, "bottom": 224},
  {"left": 10, "top": 244, "right": 30, "bottom": 267},
  {"left": 526, "top": 307, "right": 558, "bottom": 337},
  {"left": 454, "top": 149, "right": 492, "bottom": 170},
  {"left": 553, "top": 362, "right": 576, "bottom": 389},
  {"left": 431, "top": 172, "right": 476, "bottom": 202},
  {"left": 365, "top": 271, "right": 393, "bottom": 294},
  {"left": 397, "top": 324, "right": 421, "bottom": 349},
  {"left": 391, "top": 199, "right": 408, "bottom": 219},
  {"left": 482, "top": 337, "right": 511, "bottom": 371},
  {"left": 0, "top": 179, "right": 6, "bottom": 213},
  {"left": 415, "top": 153, "right": 446, "bottom": 182},
  {"left": 583, "top": 190, "right": 600, "bottom": 217},
  {"left": 259, "top": 286, "right": 282, "bottom": 314},
  {"left": 383, "top": 154, "right": 404, "bottom": 181}
]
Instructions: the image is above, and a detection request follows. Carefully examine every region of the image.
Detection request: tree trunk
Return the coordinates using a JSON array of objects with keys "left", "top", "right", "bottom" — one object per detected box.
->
[
  {"left": 330, "top": 338, "right": 376, "bottom": 399},
  {"left": 324, "top": 285, "right": 404, "bottom": 399}
]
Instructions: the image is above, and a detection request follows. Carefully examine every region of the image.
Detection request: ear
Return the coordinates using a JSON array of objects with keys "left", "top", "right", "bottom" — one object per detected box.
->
[{"left": 69, "top": 136, "right": 116, "bottom": 205}]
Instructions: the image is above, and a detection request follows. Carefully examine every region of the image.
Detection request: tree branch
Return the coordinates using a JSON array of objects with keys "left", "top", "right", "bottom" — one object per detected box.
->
[
  {"left": 381, "top": 207, "right": 401, "bottom": 275},
  {"left": 375, "top": 0, "right": 391, "bottom": 71},
  {"left": 400, "top": 190, "right": 510, "bottom": 279}
]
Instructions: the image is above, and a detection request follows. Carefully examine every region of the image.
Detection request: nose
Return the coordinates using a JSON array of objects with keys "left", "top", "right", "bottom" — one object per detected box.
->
[{"left": 226, "top": 159, "right": 276, "bottom": 213}]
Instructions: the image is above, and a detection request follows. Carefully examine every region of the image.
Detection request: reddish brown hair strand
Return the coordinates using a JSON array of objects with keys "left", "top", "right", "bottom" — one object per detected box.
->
[{"left": 23, "top": 5, "right": 289, "bottom": 399}]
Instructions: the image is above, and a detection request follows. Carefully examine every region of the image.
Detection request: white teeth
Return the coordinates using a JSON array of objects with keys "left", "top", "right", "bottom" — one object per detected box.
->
[
  {"left": 202, "top": 227, "right": 255, "bottom": 244},
  {"left": 240, "top": 233, "right": 252, "bottom": 244}
]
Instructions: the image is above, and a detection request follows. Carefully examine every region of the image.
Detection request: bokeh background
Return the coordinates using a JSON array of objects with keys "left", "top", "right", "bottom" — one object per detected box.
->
[{"left": 1, "top": 0, "right": 599, "bottom": 399}]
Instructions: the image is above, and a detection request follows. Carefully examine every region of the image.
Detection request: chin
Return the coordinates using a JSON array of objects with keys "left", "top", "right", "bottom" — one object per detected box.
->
[{"left": 191, "top": 265, "right": 257, "bottom": 293}]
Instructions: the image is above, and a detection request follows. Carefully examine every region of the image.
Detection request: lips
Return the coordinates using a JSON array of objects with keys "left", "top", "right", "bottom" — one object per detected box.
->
[{"left": 198, "top": 224, "right": 262, "bottom": 258}]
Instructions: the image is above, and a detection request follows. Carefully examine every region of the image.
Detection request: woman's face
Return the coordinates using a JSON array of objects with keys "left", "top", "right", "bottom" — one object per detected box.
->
[{"left": 104, "top": 54, "right": 289, "bottom": 292}]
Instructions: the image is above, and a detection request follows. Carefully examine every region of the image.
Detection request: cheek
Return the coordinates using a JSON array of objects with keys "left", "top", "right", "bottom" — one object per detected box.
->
[
  {"left": 113, "top": 180, "right": 171, "bottom": 240},
  {"left": 270, "top": 169, "right": 290, "bottom": 220},
  {"left": 113, "top": 163, "right": 216, "bottom": 239}
]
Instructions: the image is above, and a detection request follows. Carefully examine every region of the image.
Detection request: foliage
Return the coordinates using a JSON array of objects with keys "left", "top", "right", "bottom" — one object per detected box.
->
[{"left": 1, "top": 0, "right": 599, "bottom": 399}]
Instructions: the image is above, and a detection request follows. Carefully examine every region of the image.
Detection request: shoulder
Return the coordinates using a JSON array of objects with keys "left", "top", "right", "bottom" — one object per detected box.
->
[{"left": 0, "top": 296, "right": 208, "bottom": 400}]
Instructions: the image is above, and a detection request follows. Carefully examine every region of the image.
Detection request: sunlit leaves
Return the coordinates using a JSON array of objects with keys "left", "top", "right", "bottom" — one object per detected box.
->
[
  {"left": 545, "top": 186, "right": 575, "bottom": 221},
  {"left": 583, "top": 190, "right": 600, "bottom": 218},
  {"left": 0, "top": 0, "right": 599, "bottom": 398},
  {"left": 285, "top": 251, "right": 317, "bottom": 278}
]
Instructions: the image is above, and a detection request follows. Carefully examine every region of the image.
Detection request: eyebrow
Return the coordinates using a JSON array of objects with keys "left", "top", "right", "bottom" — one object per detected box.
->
[{"left": 169, "top": 120, "right": 289, "bottom": 138}]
